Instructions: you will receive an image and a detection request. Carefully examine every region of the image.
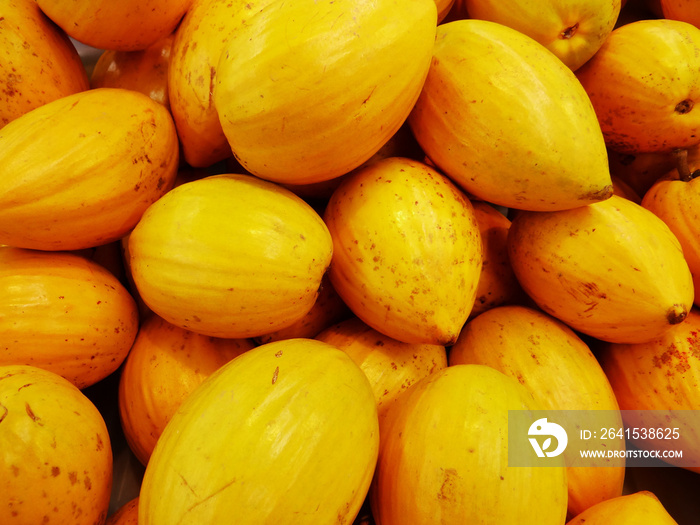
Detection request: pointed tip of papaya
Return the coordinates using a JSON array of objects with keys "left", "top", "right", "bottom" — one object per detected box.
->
[{"left": 666, "top": 304, "right": 688, "bottom": 325}]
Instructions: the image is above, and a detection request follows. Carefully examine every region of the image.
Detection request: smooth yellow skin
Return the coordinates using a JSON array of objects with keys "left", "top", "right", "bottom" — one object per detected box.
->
[
  {"left": 566, "top": 491, "right": 679, "bottom": 524},
  {"left": 576, "top": 19, "right": 700, "bottom": 154},
  {"left": 323, "top": 157, "right": 483, "bottom": 346},
  {"left": 508, "top": 195, "right": 695, "bottom": 344},
  {"left": 36, "top": 0, "right": 191, "bottom": 51},
  {"left": 0, "top": 247, "right": 139, "bottom": 389},
  {"left": 128, "top": 174, "right": 333, "bottom": 339},
  {"left": 409, "top": 19, "right": 613, "bottom": 212},
  {"left": 118, "top": 315, "right": 255, "bottom": 466},
  {"left": 139, "top": 338, "right": 379, "bottom": 525},
  {"left": 315, "top": 316, "right": 447, "bottom": 427},
  {"left": 462, "top": 0, "right": 621, "bottom": 71},
  {"left": 662, "top": 0, "right": 700, "bottom": 27},
  {"left": 0, "top": 365, "right": 113, "bottom": 525},
  {"left": 0, "top": 87, "right": 179, "bottom": 251},
  {"left": 370, "top": 364, "right": 568, "bottom": 525},
  {"left": 214, "top": 0, "right": 437, "bottom": 184},
  {"left": 450, "top": 305, "right": 625, "bottom": 517},
  {"left": 642, "top": 175, "right": 700, "bottom": 307},
  {"left": 597, "top": 309, "right": 700, "bottom": 473},
  {"left": 0, "top": 0, "right": 88, "bottom": 128}
]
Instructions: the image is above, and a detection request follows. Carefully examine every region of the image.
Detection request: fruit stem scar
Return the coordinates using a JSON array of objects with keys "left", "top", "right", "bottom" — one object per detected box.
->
[
  {"left": 673, "top": 148, "right": 700, "bottom": 182},
  {"left": 675, "top": 99, "right": 694, "bottom": 114},
  {"left": 560, "top": 23, "right": 578, "bottom": 39}
]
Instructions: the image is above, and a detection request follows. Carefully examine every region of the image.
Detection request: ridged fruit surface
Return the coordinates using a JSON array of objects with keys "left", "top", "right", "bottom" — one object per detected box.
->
[
  {"left": 139, "top": 338, "right": 379, "bottom": 524},
  {"left": 323, "top": 157, "right": 482, "bottom": 345},
  {"left": 642, "top": 166, "right": 700, "bottom": 307},
  {"left": 0, "top": 365, "right": 113, "bottom": 525},
  {"left": 0, "top": 247, "right": 139, "bottom": 389},
  {"left": 214, "top": 0, "right": 437, "bottom": 184},
  {"left": 576, "top": 19, "right": 700, "bottom": 154},
  {"left": 167, "top": 0, "right": 272, "bottom": 167},
  {"left": 118, "top": 315, "right": 255, "bottom": 466},
  {"left": 370, "top": 364, "right": 568, "bottom": 525},
  {"left": 128, "top": 174, "right": 333, "bottom": 339},
  {"left": 0, "top": 0, "right": 88, "bottom": 128},
  {"left": 0, "top": 87, "right": 179, "bottom": 251},
  {"left": 597, "top": 308, "right": 700, "bottom": 472},
  {"left": 408, "top": 19, "right": 613, "bottom": 211},
  {"left": 450, "top": 305, "right": 625, "bottom": 517},
  {"left": 459, "top": 0, "right": 621, "bottom": 70},
  {"left": 566, "top": 491, "right": 679, "bottom": 524},
  {"left": 469, "top": 201, "right": 526, "bottom": 318},
  {"left": 36, "top": 0, "right": 191, "bottom": 51},
  {"left": 315, "top": 316, "right": 447, "bottom": 427},
  {"left": 508, "top": 195, "right": 694, "bottom": 343}
]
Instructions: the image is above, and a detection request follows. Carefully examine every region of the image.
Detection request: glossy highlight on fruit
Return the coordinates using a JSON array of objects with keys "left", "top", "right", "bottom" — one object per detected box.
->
[
  {"left": 128, "top": 174, "right": 333, "bottom": 339},
  {"left": 0, "top": 87, "right": 179, "bottom": 251},
  {"left": 508, "top": 195, "right": 694, "bottom": 343},
  {"left": 323, "top": 157, "right": 483, "bottom": 345},
  {"left": 409, "top": 19, "right": 613, "bottom": 211},
  {"left": 139, "top": 338, "right": 379, "bottom": 524}
]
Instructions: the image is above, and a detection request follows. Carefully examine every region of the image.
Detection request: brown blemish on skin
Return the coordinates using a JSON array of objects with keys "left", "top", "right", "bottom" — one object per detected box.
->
[
  {"left": 437, "top": 467, "right": 459, "bottom": 501},
  {"left": 26, "top": 403, "right": 42, "bottom": 425},
  {"left": 272, "top": 366, "right": 279, "bottom": 384},
  {"left": 581, "top": 184, "right": 613, "bottom": 202}
]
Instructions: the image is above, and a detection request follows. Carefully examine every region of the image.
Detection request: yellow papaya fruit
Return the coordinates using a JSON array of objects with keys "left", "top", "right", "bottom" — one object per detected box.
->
[
  {"left": 0, "top": 246, "right": 139, "bottom": 389},
  {"left": 167, "top": 0, "right": 275, "bottom": 167},
  {"left": 507, "top": 195, "right": 694, "bottom": 343},
  {"left": 138, "top": 338, "right": 379, "bottom": 524},
  {"left": 641, "top": 151, "right": 700, "bottom": 307},
  {"left": 408, "top": 19, "right": 613, "bottom": 211},
  {"left": 370, "top": 364, "right": 568, "bottom": 525},
  {"left": 118, "top": 314, "right": 254, "bottom": 466},
  {"left": 0, "top": 365, "right": 113, "bottom": 525},
  {"left": 106, "top": 498, "right": 139, "bottom": 525},
  {"left": 0, "top": 87, "right": 179, "bottom": 251},
  {"left": 128, "top": 174, "right": 333, "bottom": 339},
  {"left": 36, "top": 0, "right": 191, "bottom": 51},
  {"left": 1, "top": 0, "right": 88, "bottom": 128},
  {"left": 315, "top": 316, "right": 447, "bottom": 428},
  {"left": 597, "top": 308, "right": 700, "bottom": 472},
  {"left": 323, "top": 157, "right": 482, "bottom": 345},
  {"left": 566, "top": 491, "right": 678, "bottom": 524},
  {"left": 459, "top": 0, "right": 621, "bottom": 71},
  {"left": 576, "top": 19, "right": 700, "bottom": 154},
  {"left": 450, "top": 305, "right": 625, "bottom": 517},
  {"left": 91, "top": 33, "right": 174, "bottom": 109},
  {"left": 469, "top": 201, "right": 527, "bottom": 318},
  {"left": 214, "top": 0, "right": 437, "bottom": 184}
]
